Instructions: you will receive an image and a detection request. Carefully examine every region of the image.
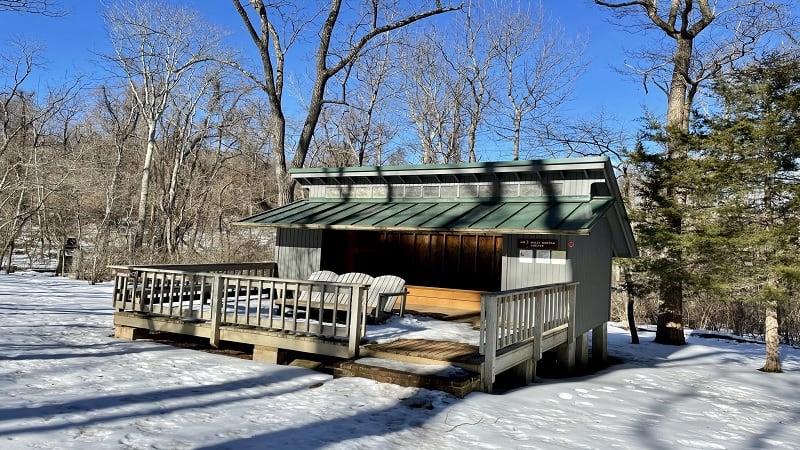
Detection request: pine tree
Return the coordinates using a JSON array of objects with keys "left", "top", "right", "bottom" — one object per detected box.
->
[{"left": 695, "top": 51, "right": 800, "bottom": 372}]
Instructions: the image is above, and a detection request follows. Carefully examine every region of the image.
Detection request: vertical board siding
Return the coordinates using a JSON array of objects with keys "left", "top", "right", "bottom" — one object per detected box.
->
[
  {"left": 321, "top": 229, "right": 502, "bottom": 291},
  {"left": 501, "top": 234, "right": 572, "bottom": 291},
  {"left": 276, "top": 228, "right": 323, "bottom": 280},
  {"left": 569, "top": 219, "right": 613, "bottom": 333},
  {"left": 500, "top": 221, "right": 613, "bottom": 336}
]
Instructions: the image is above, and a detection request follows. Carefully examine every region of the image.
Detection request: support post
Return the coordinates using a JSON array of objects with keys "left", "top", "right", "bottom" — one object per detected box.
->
[
  {"left": 575, "top": 332, "right": 589, "bottom": 369},
  {"left": 557, "top": 340, "right": 575, "bottom": 373},
  {"left": 209, "top": 275, "right": 224, "bottom": 348},
  {"left": 347, "top": 285, "right": 366, "bottom": 358},
  {"left": 511, "top": 358, "right": 534, "bottom": 385},
  {"left": 253, "top": 345, "right": 289, "bottom": 364},
  {"left": 558, "top": 284, "right": 579, "bottom": 374},
  {"left": 531, "top": 289, "right": 545, "bottom": 382},
  {"left": 480, "top": 294, "right": 498, "bottom": 393},
  {"left": 115, "top": 324, "right": 149, "bottom": 340},
  {"left": 592, "top": 322, "right": 608, "bottom": 364}
]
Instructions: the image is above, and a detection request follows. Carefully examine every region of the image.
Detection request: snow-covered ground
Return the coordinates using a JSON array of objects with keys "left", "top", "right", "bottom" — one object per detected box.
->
[{"left": 1, "top": 271, "right": 798, "bottom": 450}]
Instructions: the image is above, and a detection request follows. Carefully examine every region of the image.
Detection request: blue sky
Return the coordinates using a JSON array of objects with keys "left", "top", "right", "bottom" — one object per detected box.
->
[{"left": 1, "top": 0, "right": 667, "bottom": 154}]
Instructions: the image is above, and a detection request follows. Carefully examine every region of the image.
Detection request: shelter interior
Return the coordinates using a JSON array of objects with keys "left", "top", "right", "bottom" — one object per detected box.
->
[{"left": 320, "top": 230, "right": 502, "bottom": 292}]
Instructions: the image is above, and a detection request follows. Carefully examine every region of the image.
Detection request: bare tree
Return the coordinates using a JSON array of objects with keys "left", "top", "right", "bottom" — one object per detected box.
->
[
  {"left": 230, "top": 0, "right": 461, "bottom": 205},
  {"left": 595, "top": 0, "right": 795, "bottom": 345},
  {"left": 402, "top": 30, "right": 467, "bottom": 164},
  {"left": 103, "top": 0, "right": 225, "bottom": 252},
  {"left": 337, "top": 37, "right": 400, "bottom": 167},
  {"left": 490, "top": 2, "right": 586, "bottom": 160},
  {"left": 459, "top": 3, "right": 499, "bottom": 163},
  {"left": 0, "top": 0, "right": 62, "bottom": 16},
  {"left": 0, "top": 40, "right": 79, "bottom": 272},
  {"left": 308, "top": 34, "right": 401, "bottom": 168}
]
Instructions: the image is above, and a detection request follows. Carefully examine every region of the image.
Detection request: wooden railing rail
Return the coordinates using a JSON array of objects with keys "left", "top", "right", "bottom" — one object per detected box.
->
[
  {"left": 110, "top": 262, "right": 277, "bottom": 277},
  {"left": 479, "top": 282, "right": 578, "bottom": 393},
  {"left": 111, "top": 264, "right": 366, "bottom": 357}
]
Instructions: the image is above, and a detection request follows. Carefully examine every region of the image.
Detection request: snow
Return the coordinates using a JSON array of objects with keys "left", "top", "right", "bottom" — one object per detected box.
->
[
  {"left": 1, "top": 271, "right": 799, "bottom": 449},
  {"left": 368, "top": 314, "right": 479, "bottom": 345}
]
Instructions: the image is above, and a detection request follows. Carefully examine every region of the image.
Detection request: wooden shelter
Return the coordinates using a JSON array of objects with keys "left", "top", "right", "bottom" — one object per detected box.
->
[
  {"left": 235, "top": 156, "right": 637, "bottom": 369},
  {"left": 110, "top": 157, "right": 636, "bottom": 393}
]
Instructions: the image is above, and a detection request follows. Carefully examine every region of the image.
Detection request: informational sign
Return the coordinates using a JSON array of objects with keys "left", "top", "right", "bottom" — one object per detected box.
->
[
  {"left": 535, "top": 250, "right": 551, "bottom": 263},
  {"left": 518, "top": 238, "right": 559, "bottom": 250},
  {"left": 518, "top": 238, "right": 567, "bottom": 264}
]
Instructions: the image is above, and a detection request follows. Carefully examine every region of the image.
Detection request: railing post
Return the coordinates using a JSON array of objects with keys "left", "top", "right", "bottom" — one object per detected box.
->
[
  {"left": 532, "top": 288, "right": 545, "bottom": 381},
  {"left": 559, "top": 283, "right": 578, "bottom": 373},
  {"left": 209, "top": 275, "right": 224, "bottom": 348},
  {"left": 347, "top": 285, "right": 365, "bottom": 358},
  {"left": 480, "top": 293, "right": 498, "bottom": 393}
]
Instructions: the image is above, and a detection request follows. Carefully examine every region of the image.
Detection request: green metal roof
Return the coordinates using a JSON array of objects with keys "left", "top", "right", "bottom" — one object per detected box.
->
[{"left": 236, "top": 197, "right": 616, "bottom": 235}]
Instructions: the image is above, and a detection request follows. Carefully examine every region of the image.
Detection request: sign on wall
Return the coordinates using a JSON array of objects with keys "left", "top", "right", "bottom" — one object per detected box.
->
[
  {"left": 518, "top": 238, "right": 559, "bottom": 250},
  {"left": 518, "top": 238, "right": 567, "bottom": 264}
]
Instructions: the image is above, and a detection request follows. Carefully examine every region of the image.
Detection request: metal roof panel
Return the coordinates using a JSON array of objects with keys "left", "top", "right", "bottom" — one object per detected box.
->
[{"left": 236, "top": 197, "right": 616, "bottom": 235}]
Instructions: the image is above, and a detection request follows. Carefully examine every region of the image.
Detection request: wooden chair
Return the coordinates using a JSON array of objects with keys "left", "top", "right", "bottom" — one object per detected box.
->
[
  {"left": 277, "top": 270, "right": 339, "bottom": 313},
  {"left": 308, "top": 270, "right": 338, "bottom": 282},
  {"left": 367, "top": 275, "right": 408, "bottom": 323}
]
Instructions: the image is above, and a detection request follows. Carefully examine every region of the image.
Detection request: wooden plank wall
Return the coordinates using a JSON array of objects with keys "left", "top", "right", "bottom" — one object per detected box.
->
[
  {"left": 501, "top": 234, "right": 572, "bottom": 291},
  {"left": 275, "top": 228, "right": 323, "bottom": 280},
  {"left": 320, "top": 230, "right": 503, "bottom": 292},
  {"left": 568, "top": 219, "right": 613, "bottom": 333},
  {"left": 501, "top": 222, "right": 614, "bottom": 335}
]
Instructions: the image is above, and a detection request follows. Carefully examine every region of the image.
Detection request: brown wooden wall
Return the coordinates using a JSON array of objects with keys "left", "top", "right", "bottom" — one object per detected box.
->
[{"left": 320, "top": 230, "right": 502, "bottom": 292}]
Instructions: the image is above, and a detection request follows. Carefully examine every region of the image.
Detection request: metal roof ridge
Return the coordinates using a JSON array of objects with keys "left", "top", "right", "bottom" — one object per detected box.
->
[
  {"left": 302, "top": 195, "right": 597, "bottom": 203},
  {"left": 290, "top": 156, "right": 610, "bottom": 176}
]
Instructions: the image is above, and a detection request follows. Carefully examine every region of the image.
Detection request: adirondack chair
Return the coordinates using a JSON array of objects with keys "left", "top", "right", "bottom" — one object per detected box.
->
[
  {"left": 300, "top": 269, "right": 340, "bottom": 305},
  {"left": 277, "top": 270, "right": 339, "bottom": 314},
  {"left": 366, "top": 275, "right": 408, "bottom": 323},
  {"left": 332, "top": 272, "right": 374, "bottom": 306},
  {"left": 308, "top": 270, "right": 338, "bottom": 282}
]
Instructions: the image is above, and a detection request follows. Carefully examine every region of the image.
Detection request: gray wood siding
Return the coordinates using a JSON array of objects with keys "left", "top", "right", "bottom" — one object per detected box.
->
[
  {"left": 569, "top": 218, "right": 613, "bottom": 333},
  {"left": 501, "top": 234, "right": 573, "bottom": 291},
  {"left": 500, "top": 222, "right": 613, "bottom": 335},
  {"left": 275, "top": 228, "right": 322, "bottom": 280}
]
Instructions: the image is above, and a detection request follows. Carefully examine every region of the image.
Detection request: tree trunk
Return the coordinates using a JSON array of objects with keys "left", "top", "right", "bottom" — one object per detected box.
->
[
  {"left": 623, "top": 267, "right": 639, "bottom": 344},
  {"left": 3, "top": 189, "right": 26, "bottom": 272},
  {"left": 275, "top": 164, "right": 295, "bottom": 207},
  {"left": 760, "top": 300, "right": 782, "bottom": 372},
  {"left": 653, "top": 37, "right": 693, "bottom": 346},
  {"left": 655, "top": 272, "right": 686, "bottom": 345},
  {"left": 627, "top": 297, "right": 639, "bottom": 344},
  {"left": 133, "top": 122, "right": 157, "bottom": 250},
  {"left": 512, "top": 110, "right": 522, "bottom": 161}
]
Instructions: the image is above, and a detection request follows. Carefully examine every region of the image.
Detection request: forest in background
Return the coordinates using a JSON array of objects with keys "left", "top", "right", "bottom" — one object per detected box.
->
[{"left": 1, "top": 1, "right": 799, "bottom": 366}]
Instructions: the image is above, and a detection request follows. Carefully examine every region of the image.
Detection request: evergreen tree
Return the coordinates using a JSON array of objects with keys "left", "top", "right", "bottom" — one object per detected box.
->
[{"left": 694, "top": 51, "right": 800, "bottom": 372}]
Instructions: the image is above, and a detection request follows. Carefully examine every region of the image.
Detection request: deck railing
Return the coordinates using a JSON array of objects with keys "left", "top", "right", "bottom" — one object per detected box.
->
[
  {"left": 479, "top": 282, "right": 578, "bottom": 392},
  {"left": 113, "top": 262, "right": 278, "bottom": 277},
  {"left": 111, "top": 263, "right": 366, "bottom": 357}
]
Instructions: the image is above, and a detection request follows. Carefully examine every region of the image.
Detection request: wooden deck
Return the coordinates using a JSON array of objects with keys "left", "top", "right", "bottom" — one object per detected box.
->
[{"left": 110, "top": 263, "right": 579, "bottom": 394}]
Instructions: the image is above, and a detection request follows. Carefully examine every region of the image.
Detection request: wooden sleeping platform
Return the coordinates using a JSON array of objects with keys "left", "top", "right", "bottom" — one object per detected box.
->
[{"left": 403, "top": 285, "right": 484, "bottom": 317}]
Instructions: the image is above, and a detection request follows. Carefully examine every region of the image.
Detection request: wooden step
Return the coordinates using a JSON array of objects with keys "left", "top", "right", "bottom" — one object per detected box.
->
[
  {"left": 360, "top": 339, "right": 483, "bottom": 373},
  {"left": 333, "top": 358, "right": 480, "bottom": 398}
]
